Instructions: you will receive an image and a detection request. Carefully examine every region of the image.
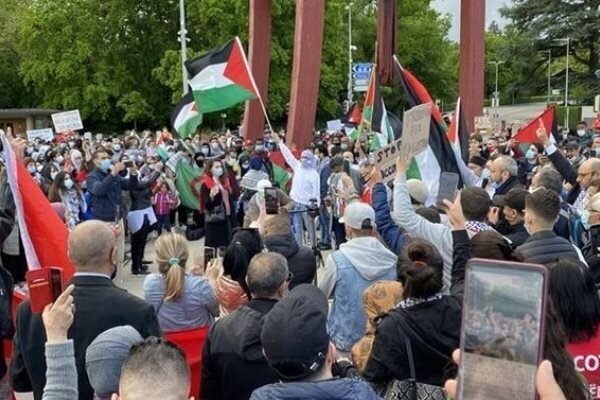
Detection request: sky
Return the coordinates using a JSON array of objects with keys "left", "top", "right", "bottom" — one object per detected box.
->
[{"left": 431, "top": 0, "right": 508, "bottom": 42}]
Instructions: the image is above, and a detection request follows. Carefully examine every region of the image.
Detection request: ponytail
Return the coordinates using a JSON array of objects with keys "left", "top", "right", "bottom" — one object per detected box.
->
[{"left": 163, "top": 260, "right": 185, "bottom": 301}]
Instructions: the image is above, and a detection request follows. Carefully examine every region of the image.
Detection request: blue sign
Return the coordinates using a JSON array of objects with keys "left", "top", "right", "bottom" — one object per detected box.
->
[{"left": 352, "top": 63, "right": 373, "bottom": 81}]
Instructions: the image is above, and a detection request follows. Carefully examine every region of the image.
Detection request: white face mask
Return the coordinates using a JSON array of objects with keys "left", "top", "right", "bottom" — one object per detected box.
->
[
  {"left": 55, "top": 155, "right": 64, "bottom": 164},
  {"left": 577, "top": 129, "right": 586, "bottom": 137}
]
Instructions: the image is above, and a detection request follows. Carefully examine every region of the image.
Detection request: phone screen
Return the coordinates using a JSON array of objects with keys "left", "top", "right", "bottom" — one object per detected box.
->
[
  {"left": 50, "top": 268, "right": 63, "bottom": 302},
  {"left": 590, "top": 225, "right": 600, "bottom": 254},
  {"left": 124, "top": 161, "right": 134, "bottom": 168},
  {"left": 264, "top": 187, "right": 279, "bottom": 215},
  {"left": 436, "top": 172, "right": 459, "bottom": 208},
  {"left": 458, "top": 259, "right": 548, "bottom": 400},
  {"left": 204, "top": 247, "right": 215, "bottom": 268}
]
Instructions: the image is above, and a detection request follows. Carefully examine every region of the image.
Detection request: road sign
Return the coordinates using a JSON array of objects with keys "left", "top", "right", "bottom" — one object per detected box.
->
[
  {"left": 354, "top": 86, "right": 368, "bottom": 92},
  {"left": 352, "top": 63, "right": 373, "bottom": 89}
]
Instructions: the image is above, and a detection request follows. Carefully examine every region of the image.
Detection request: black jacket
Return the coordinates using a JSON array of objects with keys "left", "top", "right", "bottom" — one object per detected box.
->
[
  {"left": 517, "top": 230, "right": 580, "bottom": 265},
  {"left": 10, "top": 275, "right": 162, "bottom": 400},
  {"left": 130, "top": 172, "right": 160, "bottom": 211},
  {"left": 264, "top": 233, "right": 317, "bottom": 289},
  {"left": 363, "top": 230, "right": 468, "bottom": 386},
  {"left": 547, "top": 148, "right": 581, "bottom": 205},
  {"left": 493, "top": 176, "right": 523, "bottom": 200},
  {"left": 503, "top": 222, "right": 530, "bottom": 247},
  {"left": 201, "top": 298, "right": 279, "bottom": 400}
]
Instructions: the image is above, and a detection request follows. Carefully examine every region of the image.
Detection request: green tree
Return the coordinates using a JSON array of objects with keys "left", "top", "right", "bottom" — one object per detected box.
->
[{"left": 501, "top": 0, "right": 600, "bottom": 102}]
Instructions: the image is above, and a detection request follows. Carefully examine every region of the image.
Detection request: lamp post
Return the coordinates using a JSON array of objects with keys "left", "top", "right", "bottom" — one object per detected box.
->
[
  {"left": 488, "top": 61, "right": 504, "bottom": 126},
  {"left": 345, "top": 3, "right": 354, "bottom": 107},
  {"left": 542, "top": 50, "right": 551, "bottom": 105},
  {"left": 178, "top": 0, "right": 189, "bottom": 95},
  {"left": 556, "top": 38, "right": 570, "bottom": 127}
]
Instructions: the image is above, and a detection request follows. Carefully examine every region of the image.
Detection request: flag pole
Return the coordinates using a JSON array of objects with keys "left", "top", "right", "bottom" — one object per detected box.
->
[{"left": 236, "top": 36, "right": 276, "bottom": 134}]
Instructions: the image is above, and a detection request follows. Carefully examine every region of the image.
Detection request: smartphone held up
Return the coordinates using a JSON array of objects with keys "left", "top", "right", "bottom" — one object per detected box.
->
[
  {"left": 26, "top": 267, "right": 65, "bottom": 314},
  {"left": 457, "top": 259, "right": 549, "bottom": 400}
]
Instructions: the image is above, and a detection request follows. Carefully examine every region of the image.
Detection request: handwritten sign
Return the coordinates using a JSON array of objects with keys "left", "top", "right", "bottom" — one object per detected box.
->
[
  {"left": 326, "top": 119, "right": 343, "bottom": 132},
  {"left": 51, "top": 110, "right": 83, "bottom": 133},
  {"left": 474, "top": 115, "right": 492, "bottom": 133},
  {"left": 374, "top": 103, "right": 431, "bottom": 183},
  {"left": 26, "top": 128, "right": 54, "bottom": 142}
]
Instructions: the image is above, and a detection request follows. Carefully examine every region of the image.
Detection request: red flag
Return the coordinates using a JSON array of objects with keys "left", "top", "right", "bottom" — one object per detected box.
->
[
  {"left": 1, "top": 134, "right": 75, "bottom": 280},
  {"left": 512, "top": 106, "right": 555, "bottom": 143},
  {"left": 344, "top": 103, "right": 363, "bottom": 125}
]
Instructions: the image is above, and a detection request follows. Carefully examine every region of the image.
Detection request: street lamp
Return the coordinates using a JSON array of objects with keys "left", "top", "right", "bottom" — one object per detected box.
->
[
  {"left": 541, "top": 50, "right": 551, "bottom": 105},
  {"left": 345, "top": 3, "right": 354, "bottom": 107},
  {"left": 556, "top": 38, "right": 570, "bottom": 127},
  {"left": 488, "top": 61, "right": 504, "bottom": 125},
  {"left": 178, "top": 0, "right": 190, "bottom": 95}
]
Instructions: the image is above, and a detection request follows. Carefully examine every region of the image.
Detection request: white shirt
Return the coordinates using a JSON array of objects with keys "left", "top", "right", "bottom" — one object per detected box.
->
[{"left": 279, "top": 142, "right": 320, "bottom": 206}]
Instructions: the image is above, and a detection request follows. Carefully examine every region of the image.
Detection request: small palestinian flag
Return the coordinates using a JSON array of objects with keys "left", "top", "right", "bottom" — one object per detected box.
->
[
  {"left": 186, "top": 37, "right": 259, "bottom": 115},
  {"left": 361, "top": 67, "right": 394, "bottom": 149},
  {"left": 171, "top": 92, "right": 202, "bottom": 139},
  {"left": 343, "top": 103, "right": 363, "bottom": 125},
  {"left": 446, "top": 98, "right": 470, "bottom": 163}
]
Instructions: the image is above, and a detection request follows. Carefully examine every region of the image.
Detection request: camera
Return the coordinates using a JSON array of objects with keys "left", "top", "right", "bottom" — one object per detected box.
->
[{"left": 307, "top": 198, "right": 319, "bottom": 218}]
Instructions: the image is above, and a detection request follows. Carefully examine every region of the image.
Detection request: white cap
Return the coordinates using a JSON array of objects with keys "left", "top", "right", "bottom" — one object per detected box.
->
[
  {"left": 339, "top": 201, "right": 376, "bottom": 230},
  {"left": 256, "top": 179, "right": 272, "bottom": 196}
]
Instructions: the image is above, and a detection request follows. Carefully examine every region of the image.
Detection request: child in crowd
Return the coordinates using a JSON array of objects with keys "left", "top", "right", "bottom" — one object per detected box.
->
[{"left": 152, "top": 182, "right": 177, "bottom": 234}]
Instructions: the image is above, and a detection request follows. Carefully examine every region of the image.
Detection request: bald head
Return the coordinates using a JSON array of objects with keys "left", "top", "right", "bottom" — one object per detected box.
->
[
  {"left": 577, "top": 158, "right": 600, "bottom": 189},
  {"left": 246, "top": 252, "right": 288, "bottom": 298},
  {"left": 68, "top": 220, "right": 116, "bottom": 272}
]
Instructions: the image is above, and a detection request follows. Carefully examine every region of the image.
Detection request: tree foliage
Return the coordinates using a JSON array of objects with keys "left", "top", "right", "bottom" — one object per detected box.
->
[
  {"left": 4, "top": 0, "right": 457, "bottom": 131},
  {"left": 501, "top": 0, "right": 600, "bottom": 102}
]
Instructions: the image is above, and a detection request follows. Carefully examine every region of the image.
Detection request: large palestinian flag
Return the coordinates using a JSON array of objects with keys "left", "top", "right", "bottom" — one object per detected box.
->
[
  {"left": 512, "top": 106, "right": 556, "bottom": 143},
  {"left": 185, "top": 37, "right": 259, "bottom": 114},
  {"left": 395, "top": 56, "right": 462, "bottom": 200},
  {"left": 446, "top": 98, "right": 470, "bottom": 163},
  {"left": 1, "top": 132, "right": 75, "bottom": 280},
  {"left": 361, "top": 68, "right": 394, "bottom": 149},
  {"left": 171, "top": 92, "right": 202, "bottom": 139}
]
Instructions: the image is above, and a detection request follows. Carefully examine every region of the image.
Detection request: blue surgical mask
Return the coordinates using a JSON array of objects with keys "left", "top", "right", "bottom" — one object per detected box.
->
[
  {"left": 525, "top": 149, "right": 536, "bottom": 160},
  {"left": 64, "top": 179, "right": 74, "bottom": 190},
  {"left": 481, "top": 168, "right": 490, "bottom": 180},
  {"left": 100, "top": 159, "right": 112, "bottom": 172},
  {"left": 213, "top": 167, "right": 224, "bottom": 177}
]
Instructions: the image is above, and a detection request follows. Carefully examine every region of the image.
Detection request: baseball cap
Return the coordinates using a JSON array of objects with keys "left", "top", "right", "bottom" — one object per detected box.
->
[
  {"left": 338, "top": 201, "right": 376, "bottom": 229},
  {"left": 493, "top": 188, "right": 527, "bottom": 213},
  {"left": 261, "top": 284, "right": 330, "bottom": 380},
  {"left": 85, "top": 326, "right": 144, "bottom": 398},
  {"left": 407, "top": 179, "right": 429, "bottom": 205}
]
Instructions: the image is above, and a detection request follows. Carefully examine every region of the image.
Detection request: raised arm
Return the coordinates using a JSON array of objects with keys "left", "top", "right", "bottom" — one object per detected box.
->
[
  {"left": 271, "top": 133, "right": 300, "bottom": 172},
  {"left": 537, "top": 120, "right": 578, "bottom": 185}
]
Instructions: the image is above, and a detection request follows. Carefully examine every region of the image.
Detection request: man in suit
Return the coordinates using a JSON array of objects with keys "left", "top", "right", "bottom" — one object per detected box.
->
[{"left": 10, "top": 220, "right": 161, "bottom": 400}]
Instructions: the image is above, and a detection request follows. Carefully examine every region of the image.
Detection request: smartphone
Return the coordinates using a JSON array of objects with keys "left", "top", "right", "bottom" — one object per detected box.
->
[
  {"left": 124, "top": 161, "right": 134, "bottom": 168},
  {"left": 457, "top": 259, "right": 549, "bottom": 400},
  {"left": 590, "top": 224, "right": 600, "bottom": 254},
  {"left": 26, "top": 268, "right": 64, "bottom": 314},
  {"left": 218, "top": 246, "right": 226, "bottom": 258},
  {"left": 436, "top": 172, "right": 459, "bottom": 208},
  {"left": 264, "top": 187, "right": 279, "bottom": 215},
  {"left": 204, "top": 247, "right": 215, "bottom": 269}
]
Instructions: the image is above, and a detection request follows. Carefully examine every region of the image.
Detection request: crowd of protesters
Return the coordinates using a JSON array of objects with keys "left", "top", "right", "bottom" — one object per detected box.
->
[{"left": 0, "top": 115, "right": 597, "bottom": 399}]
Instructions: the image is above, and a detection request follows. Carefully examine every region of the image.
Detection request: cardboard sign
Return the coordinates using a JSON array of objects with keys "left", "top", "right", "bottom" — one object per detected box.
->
[
  {"left": 474, "top": 115, "right": 492, "bottom": 132},
  {"left": 51, "top": 110, "right": 83, "bottom": 133},
  {"left": 374, "top": 103, "right": 431, "bottom": 183},
  {"left": 26, "top": 128, "right": 54, "bottom": 142}
]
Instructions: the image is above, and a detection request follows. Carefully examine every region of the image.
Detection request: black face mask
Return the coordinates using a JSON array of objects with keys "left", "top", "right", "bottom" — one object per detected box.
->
[{"left": 196, "top": 159, "right": 204, "bottom": 168}]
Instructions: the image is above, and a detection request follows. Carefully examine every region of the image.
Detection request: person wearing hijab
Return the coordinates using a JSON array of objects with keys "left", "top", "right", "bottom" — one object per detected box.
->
[{"left": 270, "top": 133, "right": 320, "bottom": 245}]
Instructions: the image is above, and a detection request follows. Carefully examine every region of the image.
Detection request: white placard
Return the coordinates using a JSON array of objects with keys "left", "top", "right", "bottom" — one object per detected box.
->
[
  {"left": 326, "top": 119, "right": 343, "bottom": 132},
  {"left": 51, "top": 110, "right": 83, "bottom": 133},
  {"left": 374, "top": 103, "right": 432, "bottom": 183},
  {"left": 26, "top": 128, "right": 54, "bottom": 142}
]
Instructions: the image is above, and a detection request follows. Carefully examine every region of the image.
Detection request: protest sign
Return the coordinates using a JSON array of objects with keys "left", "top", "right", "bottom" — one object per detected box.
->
[
  {"left": 374, "top": 103, "right": 431, "bottom": 183},
  {"left": 26, "top": 128, "right": 54, "bottom": 142},
  {"left": 326, "top": 119, "right": 343, "bottom": 132},
  {"left": 474, "top": 115, "right": 492, "bottom": 133},
  {"left": 51, "top": 110, "right": 83, "bottom": 133}
]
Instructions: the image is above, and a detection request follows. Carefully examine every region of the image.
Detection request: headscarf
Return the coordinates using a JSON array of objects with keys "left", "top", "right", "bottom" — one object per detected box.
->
[
  {"left": 249, "top": 156, "right": 263, "bottom": 171},
  {"left": 70, "top": 149, "right": 83, "bottom": 171},
  {"left": 300, "top": 150, "right": 317, "bottom": 169}
]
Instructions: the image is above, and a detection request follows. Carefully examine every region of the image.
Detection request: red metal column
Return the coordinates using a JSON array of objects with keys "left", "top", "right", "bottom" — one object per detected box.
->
[
  {"left": 459, "top": 0, "right": 485, "bottom": 134},
  {"left": 286, "top": 0, "right": 325, "bottom": 149},
  {"left": 243, "top": 0, "right": 272, "bottom": 142}
]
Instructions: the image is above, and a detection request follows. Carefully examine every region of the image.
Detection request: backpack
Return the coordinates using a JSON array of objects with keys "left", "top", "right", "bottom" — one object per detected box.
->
[{"left": 559, "top": 206, "right": 589, "bottom": 248}]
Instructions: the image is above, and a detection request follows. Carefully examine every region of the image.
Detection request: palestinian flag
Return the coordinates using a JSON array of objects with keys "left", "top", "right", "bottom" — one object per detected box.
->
[
  {"left": 185, "top": 37, "right": 259, "bottom": 115},
  {"left": 176, "top": 161, "right": 202, "bottom": 209},
  {"left": 512, "top": 106, "right": 556, "bottom": 143},
  {"left": 446, "top": 98, "right": 470, "bottom": 163},
  {"left": 361, "top": 68, "right": 394, "bottom": 149},
  {"left": 343, "top": 103, "right": 363, "bottom": 125},
  {"left": 171, "top": 92, "right": 202, "bottom": 139},
  {"left": 1, "top": 132, "right": 75, "bottom": 279},
  {"left": 394, "top": 56, "right": 462, "bottom": 200}
]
